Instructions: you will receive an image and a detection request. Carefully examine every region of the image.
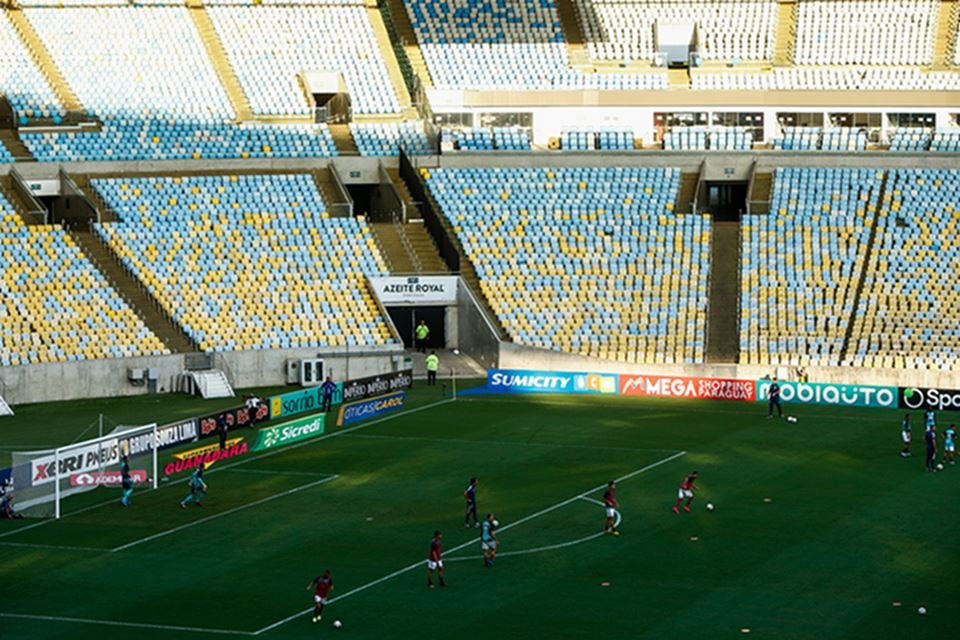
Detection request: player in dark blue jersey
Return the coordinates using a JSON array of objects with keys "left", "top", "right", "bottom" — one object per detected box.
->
[
  {"left": 481, "top": 513, "right": 498, "bottom": 567},
  {"left": 120, "top": 454, "right": 133, "bottom": 507},
  {"left": 925, "top": 426, "right": 938, "bottom": 472},
  {"left": 900, "top": 414, "right": 912, "bottom": 458},
  {"left": 767, "top": 378, "right": 783, "bottom": 419},
  {"left": 464, "top": 477, "right": 478, "bottom": 528}
]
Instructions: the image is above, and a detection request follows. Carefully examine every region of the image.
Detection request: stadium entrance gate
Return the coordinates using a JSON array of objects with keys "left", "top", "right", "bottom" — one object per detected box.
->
[
  {"left": 705, "top": 181, "right": 748, "bottom": 221},
  {"left": 388, "top": 306, "right": 446, "bottom": 350}
]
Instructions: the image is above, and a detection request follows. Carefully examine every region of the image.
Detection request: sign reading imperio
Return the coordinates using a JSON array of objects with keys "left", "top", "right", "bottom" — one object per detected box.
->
[
  {"left": 368, "top": 276, "right": 458, "bottom": 305},
  {"left": 341, "top": 370, "right": 413, "bottom": 403}
]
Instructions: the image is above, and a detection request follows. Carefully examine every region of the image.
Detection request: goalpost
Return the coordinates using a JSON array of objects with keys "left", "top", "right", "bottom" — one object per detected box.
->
[{"left": 11, "top": 423, "right": 163, "bottom": 519}]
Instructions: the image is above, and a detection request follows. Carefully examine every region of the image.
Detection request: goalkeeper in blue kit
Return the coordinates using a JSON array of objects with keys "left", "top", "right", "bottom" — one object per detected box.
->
[
  {"left": 180, "top": 467, "right": 207, "bottom": 508},
  {"left": 120, "top": 455, "right": 134, "bottom": 507}
]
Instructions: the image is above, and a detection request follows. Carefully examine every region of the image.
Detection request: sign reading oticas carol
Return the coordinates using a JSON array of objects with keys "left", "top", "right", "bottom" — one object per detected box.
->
[{"left": 368, "top": 276, "right": 458, "bottom": 305}]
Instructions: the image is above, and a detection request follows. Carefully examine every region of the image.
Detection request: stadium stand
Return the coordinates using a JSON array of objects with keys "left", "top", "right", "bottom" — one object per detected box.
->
[
  {"left": 931, "top": 129, "right": 960, "bottom": 152},
  {"left": 0, "top": 11, "right": 65, "bottom": 124},
  {"left": 739, "top": 167, "right": 883, "bottom": 366},
  {"left": 692, "top": 67, "right": 960, "bottom": 91},
  {"left": 575, "top": 0, "right": 778, "bottom": 63},
  {"left": 439, "top": 126, "right": 530, "bottom": 151},
  {"left": 794, "top": 0, "right": 938, "bottom": 66},
  {"left": 423, "top": 166, "right": 709, "bottom": 363},
  {"left": 207, "top": 3, "right": 402, "bottom": 116},
  {"left": 90, "top": 174, "right": 397, "bottom": 353},
  {"left": 403, "top": 0, "right": 667, "bottom": 90},
  {"left": 820, "top": 128, "right": 868, "bottom": 151},
  {"left": 350, "top": 121, "right": 433, "bottom": 156},
  {"left": 0, "top": 142, "right": 14, "bottom": 164},
  {"left": 560, "top": 128, "right": 636, "bottom": 150},
  {"left": 889, "top": 128, "right": 933, "bottom": 152},
  {"left": 0, "top": 193, "right": 168, "bottom": 366},
  {"left": 663, "top": 127, "right": 708, "bottom": 150},
  {"left": 847, "top": 168, "right": 960, "bottom": 370}
]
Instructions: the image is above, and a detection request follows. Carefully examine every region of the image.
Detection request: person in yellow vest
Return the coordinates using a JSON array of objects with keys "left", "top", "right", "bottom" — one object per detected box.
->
[
  {"left": 415, "top": 320, "right": 430, "bottom": 353},
  {"left": 426, "top": 351, "right": 439, "bottom": 386}
]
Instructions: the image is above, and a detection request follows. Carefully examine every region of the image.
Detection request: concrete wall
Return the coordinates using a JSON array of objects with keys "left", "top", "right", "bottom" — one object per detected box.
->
[
  {"left": 457, "top": 280, "right": 501, "bottom": 371},
  {"left": 0, "top": 345, "right": 404, "bottom": 406},
  {"left": 498, "top": 343, "right": 960, "bottom": 389}
]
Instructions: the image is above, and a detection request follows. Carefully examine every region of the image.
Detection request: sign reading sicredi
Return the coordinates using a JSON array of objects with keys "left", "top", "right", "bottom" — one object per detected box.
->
[
  {"left": 756, "top": 380, "right": 897, "bottom": 408},
  {"left": 253, "top": 414, "right": 326, "bottom": 452}
]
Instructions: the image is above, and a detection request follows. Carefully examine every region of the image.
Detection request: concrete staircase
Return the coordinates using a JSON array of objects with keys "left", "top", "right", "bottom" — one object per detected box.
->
[
  {"left": 749, "top": 172, "right": 774, "bottom": 214},
  {"left": 0, "top": 130, "right": 32, "bottom": 162},
  {"left": 0, "top": 177, "right": 41, "bottom": 223},
  {"left": 6, "top": 9, "right": 84, "bottom": 113},
  {"left": 329, "top": 124, "right": 358, "bottom": 155},
  {"left": 383, "top": 0, "right": 432, "bottom": 86},
  {"left": 189, "top": 6, "right": 253, "bottom": 122},
  {"left": 365, "top": 2, "right": 418, "bottom": 118},
  {"left": 707, "top": 220, "right": 741, "bottom": 363},
  {"left": 932, "top": 0, "right": 959, "bottom": 69},
  {"left": 371, "top": 221, "right": 416, "bottom": 272},
  {"left": 667, "top": 68, "right": 691, "bottom": 88},
  {"left": 370, "top": 218, "right": 447, "bottom": 274},
  {"left": 555, "top": 0, "right": 590, "bottom": 67},
  {"left": 772, "top": 0, "right": 798, "bottom": 66},
  {"left": 405, "top": 221, "right": 448, "bottom": 272},
  {"left": 190, "top": 370, "right": 235, "bottom": 399},
  {"left": 387, "top": 167, "right": 418, "bottom": 214},
  {"left": 71, "top": 230, "right": 197, "bottom": 354},
  {"left": 676, "top": 172, "right": 700, "bottom": 213}
]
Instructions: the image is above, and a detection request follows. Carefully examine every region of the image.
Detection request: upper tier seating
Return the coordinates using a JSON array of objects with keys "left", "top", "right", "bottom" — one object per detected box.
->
[
  {"left": 692, "top": 68, "right": 960, "bottom": 91},
  {"left": 424, "top": 166, "right": 710, "bottom": 364},
  {"left": 773, "top": 127, "right": 866, "bottom": 151},
  {"left": 575, "top": 0, "right": 777, "bottom": 62},
  {"left": 0, "top": 11, "right": 64, "bottom": 123},
  {"left": 0, "top": 193, "right": 168, "bottom": 366},
  {"left": 26, "top": 6, "right": 234, "bottom": 120},
  {"left": 404, "top": 0, "right": 667, "bottom": 90},
  {"left": 740, "top": 168, "right": 882, "bottom": 366},
  {"left": 847, "top": 169, "right": 960, "bottom": 370},
  {"left": 91, "top": 174, "right": 397, "bottom": 353},
  {"left": 22, "top": 120, "right": 337, "bottom": 162},
  {"left": 350, "top": 122, "right": 433, "bottom": 157},
  {"left": 889, "top": 128, "right": 933, "bottom": 152},
  {"left": 794, "top": 0, "right": 938, "bottom": 65},
  {"left": 208, "top": 4, "right": 401, "bottom": 116},
  {"left": 560, "top": 128, "right": 635, "bottom": 150},
  {"left": 931, "top": 129, "right": 960, "bottom": 152}
]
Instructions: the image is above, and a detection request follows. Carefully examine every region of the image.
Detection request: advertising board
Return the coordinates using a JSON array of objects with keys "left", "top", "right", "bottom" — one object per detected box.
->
[
  {"left": 337, "top": 391, "right": 406, "bottom": 427},
  {"left": 756, "top": 380, "right": 897, "bottom": 408},
  {"left": 620, "top": 375, "right": 756, "bottom": 401}
]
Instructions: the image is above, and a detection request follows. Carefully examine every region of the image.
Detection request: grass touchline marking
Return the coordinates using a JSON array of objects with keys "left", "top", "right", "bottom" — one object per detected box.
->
[
  {"left": 0, "top": 541, "right": 109, "bottom": 553},
  {"left": 578, "top": 496, "right": 605, "bottom": 506},
  {"left": 253, "top": 450, "right": 686, "bottom": 636},
  {"left": 0, "top": 398, "right": 455, "bottom": 541},
  {"left": 0, "top": 612, "right": 254, "bottom": 636},
  {"left": 110, "top": 475, "right": 339, "bottom": 553},
  {"left": 344, "top": 432, "right": 678, "bottom": 454},
  {"left": 222, "top": 468, "right": 336, "bottom": 478}
]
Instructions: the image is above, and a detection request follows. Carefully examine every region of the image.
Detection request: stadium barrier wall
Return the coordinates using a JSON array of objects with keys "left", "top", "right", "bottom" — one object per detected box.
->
[
  {"left": 497, "top": 343, "right": 960, "bottom": 390},
  {"left": 0, "top": 346, "right": 404, "bottom": 405}
]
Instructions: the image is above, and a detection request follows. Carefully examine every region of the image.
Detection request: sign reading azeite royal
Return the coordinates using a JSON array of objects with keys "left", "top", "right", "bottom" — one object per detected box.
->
[
  {"left": 620, "top": 375, "right": 756, "bottom": 401},
  {"left": 899, "top": 386, "right": 960, "bottom": 412},
  {"left": 368, "top": 276, "right": 458, "bottom": 305}
]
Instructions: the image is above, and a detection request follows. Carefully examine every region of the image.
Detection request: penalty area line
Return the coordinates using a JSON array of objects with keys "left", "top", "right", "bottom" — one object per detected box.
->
[
  {"left": 110, "top": 474, "right": 339, "bottom": 553},
  {"left": 0, "top": 612, "right": 255, "bottom": 636},
  {"left": 252, "top": 450, "right": 685, "bottom": 636}
]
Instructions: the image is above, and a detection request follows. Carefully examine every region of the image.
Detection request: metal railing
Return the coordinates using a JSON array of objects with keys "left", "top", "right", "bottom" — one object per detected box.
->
[{"left": 391, "top": 209, "right": 422, "bottom": 273}]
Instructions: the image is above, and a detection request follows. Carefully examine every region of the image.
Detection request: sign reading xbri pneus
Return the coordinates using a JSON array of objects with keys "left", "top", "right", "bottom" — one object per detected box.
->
[
  {"left": 899, "top": 387, "right": 960, "bottom": 411},
  {"left": 757, "top": 380, "right": 897, "bottom": 409},
  {"left": 341, "top": 370, "right": 413, "bottom": 403}
]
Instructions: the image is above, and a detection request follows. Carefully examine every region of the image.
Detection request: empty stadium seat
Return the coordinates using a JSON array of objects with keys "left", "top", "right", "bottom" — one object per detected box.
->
[
  {"left": 350, "top": 121, "right": 433, "bottom": 157},
  {"left": 0, "top": 11, "right": 65, "bottom": 124},
  {"left": 424, "top": 166, "right": 710, "bottom": 364}
]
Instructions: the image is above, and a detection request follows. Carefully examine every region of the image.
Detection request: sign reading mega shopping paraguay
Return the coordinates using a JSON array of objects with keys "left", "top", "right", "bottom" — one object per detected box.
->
[
  {"left": 487, "top": 369, "right": 618, "bottom": 394},
  {"left": 899, "top": 386, "right": 960, "bottom": 411},
  {"left": 621, "top": 375, "right": 756, "bottom": 401},
  {"left": 756, "top": 380, "right": 897, "bottom": 409},
  {"left": 369, "top": 276, "right": 458, "bottom": 305}
]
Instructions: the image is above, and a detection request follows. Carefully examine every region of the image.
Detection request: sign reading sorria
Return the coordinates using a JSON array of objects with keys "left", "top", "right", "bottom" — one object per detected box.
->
[{"left": 619, "top": 375, "right": 756, "bottom": 401}]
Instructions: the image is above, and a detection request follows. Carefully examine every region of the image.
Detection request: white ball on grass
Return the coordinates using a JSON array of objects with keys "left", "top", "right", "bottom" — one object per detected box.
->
[
  {"left": 706, "top": 503, "right": 715, "bottom": 511},
  {"left": 492, "top": 519, "right": 499, "bottom": 527},
  {"left": 334, "top": 619, "right": 343, "bottom": 628},
  {"left": 918, "top": 607, "right": 927, "bottom": 616}
]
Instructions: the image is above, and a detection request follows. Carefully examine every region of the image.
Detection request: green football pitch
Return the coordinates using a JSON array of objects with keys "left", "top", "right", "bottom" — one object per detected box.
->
[{"left": 1, "top": 382, "right": 958, "bottom": 639}]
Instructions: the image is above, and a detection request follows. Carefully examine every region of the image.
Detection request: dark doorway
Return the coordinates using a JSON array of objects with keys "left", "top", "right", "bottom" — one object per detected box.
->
[
  {"left": 346, "top": 184, "right": 376, "bottom": 217},
  {"left": 705, "top": 181, "right": 748, "bottom": 221},
  {"left": 387, "top": 306, "right": 446, "bottom": 349}
]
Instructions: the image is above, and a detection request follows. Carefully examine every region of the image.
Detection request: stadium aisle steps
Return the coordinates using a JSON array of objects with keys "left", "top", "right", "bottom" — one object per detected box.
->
[
  {"left": 383, "top": 0, "right": 432, "bottom": 86},
  {"left": 404, "top": 221, "right": 448, "bottom": 273},
  {"left": 371, "top": 221, "right": 416, "bottom": 272},
  {"left": 0, "top": 130, "right": 33, "bottom": 162},
  {"left": 71, "top": 230, "right": 198, "bottom": 354},
  {"left": 387, "top": 167, "right": 418, "bottom": 216},
  {"left": 0, "top": 177, "right": 40, "bottom": 222},
  {"left": 773, "top": 0, "right": 798, "bottom": 66},
  {"left": 707, "top": 220, "right": 742, "bottom": 363},
  {"left": 749, "top": 172, "right": 774, "bottom": 213},
  {"left": 188, "top": 5, "right": 253, "bottom": 122},
  {"left": 677, "top": 172, "right": 700, "bottom": 213},
  {"left": 365, "top": 2, "right": 416, "bottom": 113},
  {"left": 330, "top": 124, "right": 359, "bottom": 155},
  {"left": 932, "top": 0, "right": 960, "bottom": 68},
  {"left": 312, "top": 168, "right": 351, "bottom": 210},
  {"left": 555, "top": 0, "right": 589, "bottom": 66},
  {"left": 5, "top": 8, "right": 83, "bottom": 113}
]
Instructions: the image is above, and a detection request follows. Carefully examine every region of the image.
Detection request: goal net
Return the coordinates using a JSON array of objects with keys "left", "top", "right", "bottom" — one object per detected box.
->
[{"left": 11, "top": 423, "right": 162, "bottom": 518}]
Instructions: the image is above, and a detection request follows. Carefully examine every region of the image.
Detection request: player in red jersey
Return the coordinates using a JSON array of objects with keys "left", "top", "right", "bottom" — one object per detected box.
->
[
  {"left": 306, "top": 569, "right": 334, "bottom": 623},
  {"left": 602, "top": 480, "right": 620, "bottom": 535},
  {"left": 673, "top": 471, "right": 699, "bottom": 513},
  {"left": 426, "top": 530, "right": 447, "bottom": 589}
]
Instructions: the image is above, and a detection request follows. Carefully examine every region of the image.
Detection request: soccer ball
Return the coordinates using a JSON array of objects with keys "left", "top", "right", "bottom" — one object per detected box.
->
[
  {"left": 492, "top": 519, "right": 499, "bottom": 527},
  {"left": 936, "top": 464, "right": 944, "bottom": 471},
  {"left": 706, "top": 503, "right": 715, "bottom": 511},
  {"left": 786, "top": 416, "right": 798, "bottom": 423},
  {"left": 333, "top": 620, "right": 343, "bottom": 628},
  {"left": 918, "top": 607, "right": 927, "bottom": 616}
]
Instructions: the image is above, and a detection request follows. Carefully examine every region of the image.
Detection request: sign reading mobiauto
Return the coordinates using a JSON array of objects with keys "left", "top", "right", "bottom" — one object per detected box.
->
[
  {"left": 253, "top": 414, "right": 326, "bottom": 452},
  {"left": 899, "top": 387, "right": 960, "bottom": 411},
  {"left": 338, "top": 391, "right": 406, "bottom": 426},
  {"left": 757, "top": 380, "right": 897, "bottom": 408},
  {"left": 69, "top": 470, "right": 148, "bottom": 487},
  {"left": 621, "top": 375, "right": 756, "bottom": 401}
]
